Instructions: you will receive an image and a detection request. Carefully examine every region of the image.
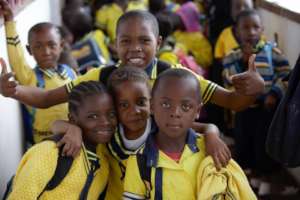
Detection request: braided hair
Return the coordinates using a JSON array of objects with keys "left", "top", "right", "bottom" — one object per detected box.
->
[
  {"left": 107, "top": 66, "right": 151, "bottom": 96},
  {"left": 68, "top": 81, "right": 109, "bottom": 114}
]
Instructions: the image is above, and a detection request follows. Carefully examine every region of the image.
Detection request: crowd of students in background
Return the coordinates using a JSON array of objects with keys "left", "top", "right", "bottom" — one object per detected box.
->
[{"left": 0, "top": 0, "right": 294, "bottom": 199}]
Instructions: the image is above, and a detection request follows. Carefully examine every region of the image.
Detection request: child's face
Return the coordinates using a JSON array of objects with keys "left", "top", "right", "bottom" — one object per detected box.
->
[
  {"left": 231, "top": 0, "right": 253, "bottom": 20},
  {"left": 28, "top": 27, "right": 62, "bottom": 69},
  {"left": 72, "top": 94, "right": 117, "bottom": 145},
  {"left": 151, "top": 77, "right": 201, "bottom": 140},
  {"left": 237, "top": 14, "right": 263, "bottom": 48},
  {"left": 116, "top": 17, "right": 161, "bottom": 69},
  {"left": 114, "top": 80, "right": 151, "bottom": 139}
]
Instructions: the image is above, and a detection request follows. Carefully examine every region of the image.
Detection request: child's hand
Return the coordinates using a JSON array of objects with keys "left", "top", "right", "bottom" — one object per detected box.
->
[
  {"left": 0, "top": 0, "right": 15, "bottom": 21},
  {"left": 264, "top": 94, "right": 277, "bottom": 110},
  {"left": 57, "top": 124, "right": 83, "bottom": 158},
  {"left": 205, "top": 133, "right": 231, "bottom": 170},
  {"left": 0, "top": 58, "right": 18, "bottom": 97},
  {"left": 231, "top": 54, "right": 265, "bottom": 96}
]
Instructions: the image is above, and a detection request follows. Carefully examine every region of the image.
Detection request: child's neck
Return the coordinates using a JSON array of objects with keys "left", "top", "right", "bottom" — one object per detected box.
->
[
  {"left": 155, "top": 131, "right": 186, "bottom": 153},
  {"left": 82, "top": 138, "right": 97, "bottom": 152},
  {"left": 123, "top": 126, "right": 146, "bottom": 140}
]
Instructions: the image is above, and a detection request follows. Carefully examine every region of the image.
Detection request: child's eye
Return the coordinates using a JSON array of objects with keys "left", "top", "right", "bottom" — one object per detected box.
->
[
  {"left": 88, "top": 114, "right": 98, "bottom": 119},
  {"left": 49, "top": 43, "right": 57, "bottom": 49},
  {"left": 120, "top": 39, "right": 130, "bottom": 44},
  {"left": 182, "top": 103, "right": 192, "bottom": 112},
  {"left": 161, "top": 101, "right": 170, "bottom": 108},
  {"left": 118, "top": 102, "right": 129, "bottom": 109},
  {"left": 33, "top": 45, "right": 42, "bottom": 50},
  {"left": 137, "top": 98, "right": 148, "bottom": 106},
  {"left": 108, "top": 111, "right": 116, "bottom": 119}
]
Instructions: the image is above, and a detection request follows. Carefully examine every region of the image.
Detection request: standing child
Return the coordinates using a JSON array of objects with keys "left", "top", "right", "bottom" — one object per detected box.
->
[
  {"left": 122, "top": 68, "right": 255, "bottom": 199},
  {"left": 5, "top": 81, "right": 116, "bottom": 199},
  {"left": 222, "top": 9, "right": 291, "bottom": 196},
  {"left": 0, "top": 0, "right": 76, "bottom": 143},
  {"left": 52, "top": 66, "right": 231, "bottom": 200}
]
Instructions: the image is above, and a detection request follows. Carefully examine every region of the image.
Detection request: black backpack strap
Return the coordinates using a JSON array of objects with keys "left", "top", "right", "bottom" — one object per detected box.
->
[
  {"left": 136, "top": 153, "right": 152, "bottom": 199},
  {"left": 156, "top": 60, "right": 171, "bottom": 75},
  {"left": 37, "top": 134, "right": 74, "bottom": 198},
  {"left": 99, "top": 65, "right": 118, "bottom": 86},
  {"left": 2, "top": 175, "right": 15, "bottom": 200},
  {"left": 98, "top": 183, "right": 108, "bottom": 200},
  {"left": 154, "top": 168, "right": 163, "bottom": 200}
]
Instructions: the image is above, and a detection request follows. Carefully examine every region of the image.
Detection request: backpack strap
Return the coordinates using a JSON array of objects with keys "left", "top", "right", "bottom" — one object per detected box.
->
[
  {"left": 264, "top": 42, "right": 274, "bottom": 71},
  {"left": 37, "top": 134, "right": 74, "bottom": 199},
  {"left": 99, "top": 65, "right": 118, "bottom": 86},
  {"left": 156, "top": 60, "right": 171, "bottom": 75},
  {"left": 2, "top": 175, "right": 15, "bottom": 200},
  {"left": 136, "top": 153, "right": 152, "bottom": 199},
  {"left": 59, "top": 64, "right": 76, "bottom": 80}
]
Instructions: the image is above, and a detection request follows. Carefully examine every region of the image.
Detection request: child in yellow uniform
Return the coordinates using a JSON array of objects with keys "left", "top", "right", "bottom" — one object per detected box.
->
[
  {"left": 51, "top": 66, "right": 231, "bottom": 200},
  {"left": 214, "top": 0, "right": 253, "bottom": 60},
  {"left": 0, "top": 0, "right": 76, "bottom": 143},
  {"left": 6, "top": 81, "right": 116, "bottom": 200},
  {"left": 123, "top": 68, "right": 207, "bottom": 200},
  {"left": 0, "top": 10, "right": 265, "bottom": 127}
]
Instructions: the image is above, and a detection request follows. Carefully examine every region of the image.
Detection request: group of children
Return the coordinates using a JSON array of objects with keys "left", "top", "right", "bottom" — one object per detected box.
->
[{"left": 0, "top": 0, "right": 292, "bottom": 199}]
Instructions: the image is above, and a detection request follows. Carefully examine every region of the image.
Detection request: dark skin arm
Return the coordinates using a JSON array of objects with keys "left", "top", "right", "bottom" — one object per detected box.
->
[
  {"left": 210, "top": 54, "right": 264, "bottom": 111},
  {"left": 192, "top": 122, "right": 231, "bottom": 170}
]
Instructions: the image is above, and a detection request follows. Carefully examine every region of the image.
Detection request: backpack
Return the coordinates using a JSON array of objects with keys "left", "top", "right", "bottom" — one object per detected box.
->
[
  {"left": 71, "top": 38, "right": 107, "bottom": 74},
  {"left": 3, "top": 134, "right": 107, "bottom": 199},
  {"left": 21, "top": 65, "right": 76, "bottom": 145},
  {"left": 136, "top": 153, "right": 163, "bottom": 200},
  {"left": 266, "top": 55, "right": 300, "bottom": 167}
]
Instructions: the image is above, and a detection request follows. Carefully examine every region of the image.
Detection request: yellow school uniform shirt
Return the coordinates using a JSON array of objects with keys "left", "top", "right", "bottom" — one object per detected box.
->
[
  {"left": 173, "top": 30, "right": 213, "bottom": 68},
  {"left": 66, "top": 60, "right": 217, "bottom": 104},
  {"left": 123, "top": 129, "right": 206, "bottom": 200},
  {"left": 214, "top": 26, "right": 239, "bottom": 59},
  {"left": 7, "top": 141, "right": 109, "bottom": 200},
  {"left": 197, "top": 156, "right": 257, "bottom": 200},
  {"left": 95, "top": 3, "right": 124, "bottom": 42},
  {"left": 5, "top": 21, "right": 76, "bottom": 143},
  {"left": 127, "top": 0, "right": 148, "bottom": 11}
]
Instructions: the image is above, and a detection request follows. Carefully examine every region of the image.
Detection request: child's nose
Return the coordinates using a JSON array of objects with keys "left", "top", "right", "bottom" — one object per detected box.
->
[{"left": 170, "top": 106, "right": 181, "bottom": 118}]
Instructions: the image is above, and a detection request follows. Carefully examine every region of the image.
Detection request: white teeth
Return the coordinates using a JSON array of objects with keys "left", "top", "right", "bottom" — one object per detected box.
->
[{"left": 129, "top": 58, "right": 143, "bottom": 64}]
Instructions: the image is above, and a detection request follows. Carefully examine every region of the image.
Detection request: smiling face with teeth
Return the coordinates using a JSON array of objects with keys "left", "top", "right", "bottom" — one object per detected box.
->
[{"left": 116, "top": 16, "right": 162, "bottom": 69}]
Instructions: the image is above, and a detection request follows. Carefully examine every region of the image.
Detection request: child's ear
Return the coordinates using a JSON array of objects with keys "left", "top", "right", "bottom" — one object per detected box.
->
[
  {"left": 68, "top": 113, "right": 76, "bottom": 124},
  {"left": 26, "top": 45, "right": 32, "bottom": 55},
  {"left": 60, "top": 39, "right": 65, "bottom": 49},
  {"left": 195, "top": 103, "right": 202, "bottom": 119},
  {"left": 156, "top": 36, "right": 163, "bottom": 51}
]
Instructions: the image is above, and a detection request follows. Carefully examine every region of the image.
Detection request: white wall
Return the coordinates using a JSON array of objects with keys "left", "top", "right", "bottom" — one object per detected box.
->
[
  {"left": 259, "top": 8, "right": 300, "bottom": 67},
  {"left": 0, "top": 0, "right": 61, "bottom": 198}
]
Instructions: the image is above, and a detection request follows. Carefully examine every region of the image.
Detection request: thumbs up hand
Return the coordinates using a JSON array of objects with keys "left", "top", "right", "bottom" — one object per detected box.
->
[
  {"left": 231, "top": 54, "right": 265, "bottom": 96},
  {"left": 0, "top": 58, "right": 18, "bottom": 97}
]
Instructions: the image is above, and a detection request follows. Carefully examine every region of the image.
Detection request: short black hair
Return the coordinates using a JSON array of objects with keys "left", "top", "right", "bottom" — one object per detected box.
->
[
  {"left": 107, "top": 66, "right": 151, "bottom": 96},
  {"left": 152, "top": 68, "right": 201, "bottom": 102},
  {"left": 68, "top": 81, "right": 110, "bottom": 114},
  {"left": 28, "top": 22, "right": 60, "bottom": 44},
  {"left": 149, "top": 0, "right": 166, "bottom": 15},
  {"left": 236, "top": 9, "right": 260, "bottom": 25},
  {"left": 155, "top": 11, "right": 174, "bottom": 40},
  {"left": 116, "top": 10, "right": 159, "bottom": 37}
]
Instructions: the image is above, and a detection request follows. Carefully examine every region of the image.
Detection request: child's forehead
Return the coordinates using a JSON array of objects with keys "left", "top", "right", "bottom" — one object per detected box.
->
[
  {"left": 117, "top": 17, "right": 157, "bottom": 37},
  {"left": 238, "top": 14, "right": 261, "bottom": 26},
  {"left": 29, "top": 27, "right": 60, "bottom": 42}
]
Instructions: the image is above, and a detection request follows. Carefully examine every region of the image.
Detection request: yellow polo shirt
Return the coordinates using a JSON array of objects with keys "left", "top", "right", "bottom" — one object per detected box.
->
[
  {"left": 66, "top": 60, "right": 217, "bottom": 104},
  {"left": 5, "top": 21, "right": 76, "bottom": 143},
  {"left": 8, "top": 142, "right": 109, "bottom": 200},
  {"left": 123, "top": 129, "right": 206, "bottom": 200},
  {"left": 214, "top": 26, "right": 239, "bottom": 59}
]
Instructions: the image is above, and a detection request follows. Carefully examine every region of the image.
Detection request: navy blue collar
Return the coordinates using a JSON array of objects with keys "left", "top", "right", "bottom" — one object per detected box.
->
[
  {"left": 143, "top": 120, "right": 200, "bottom": 167},
  {"left": 144, "top": 59, "right": 157, "bottom": 76}
]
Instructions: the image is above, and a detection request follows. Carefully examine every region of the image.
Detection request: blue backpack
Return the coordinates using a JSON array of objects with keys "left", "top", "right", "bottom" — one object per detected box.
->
[{"left": 21, "top": 64, "right": 76, "bottom": 144}]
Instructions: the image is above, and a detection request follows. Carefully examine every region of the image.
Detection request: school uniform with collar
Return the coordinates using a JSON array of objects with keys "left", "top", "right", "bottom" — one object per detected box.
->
[
  {"left": 66, "top": 59, "right": 217, "bottom": 105},
  {"left": 7, "top": 142, "right": 109, "bottom": 200},
  {"left": 103, "top": 119, "right": 153, "bottom": 200},
  {"left": 5, "top": 21, "right": 77, "bottom": 143},
  {"left": 123, "top": 126, "right": 206, "bottom": 200}
]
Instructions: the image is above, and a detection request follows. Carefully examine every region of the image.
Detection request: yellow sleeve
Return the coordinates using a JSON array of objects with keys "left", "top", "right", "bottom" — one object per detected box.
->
[
  {"left": 190, "top": 34, "right": 213, "bottom": 68},
  {"left": 95, "top": 7, "right": 108, "bottom": 32},
  {"left": 159, "top": 51, "right": 179, "bottom": 66},
  {"left": 197, "top": 157, "right": 257, "bottom": 200},
  {"left": 92, "top": 30, "right": 110, "bottom": 62},
  {"left": 66, "top": 67, "right": 101, "bottom": 92},
  {"left": 214, "top": 32, "right": 226, "bottom": 59},
  {"left": 8, "top": 141, "right": 58, "bottom": 200},
  {"left": 123, "top": 155, "right": 147, "bottom": 199},
  {"left": 172, "top": 64, "right": 217, "bottom": 104},
  {"left": 5, "top": 21, "right": 36, "bottom": 85}
]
